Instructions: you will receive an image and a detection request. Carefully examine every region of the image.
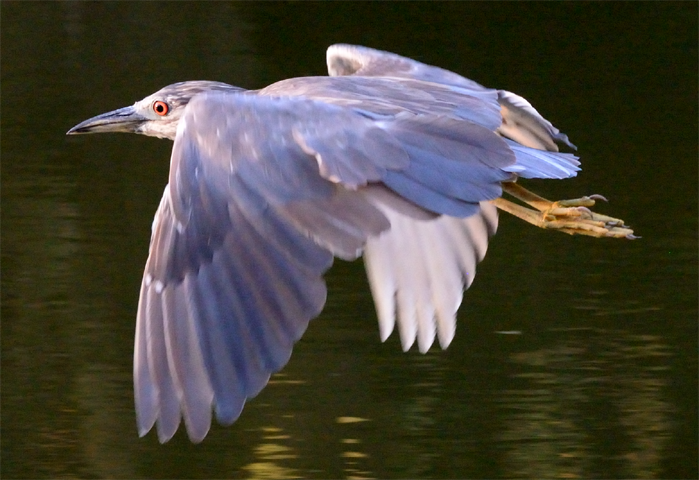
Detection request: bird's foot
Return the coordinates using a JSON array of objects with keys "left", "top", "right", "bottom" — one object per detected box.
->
[
  {"left": 494, "top": 184, "right": 637, "bottom": 239},
  {"left": 540, "top": 195, "right": 636, "bottom": 238}
]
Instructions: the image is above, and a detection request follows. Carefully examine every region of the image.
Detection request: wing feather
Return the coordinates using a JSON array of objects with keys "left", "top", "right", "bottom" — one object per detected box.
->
[
  {"left": 364, "top": 202, "right": 498, "bottom": 352},
  {"left": 162, "top": 284, "right": 213, "bottom": 443}
]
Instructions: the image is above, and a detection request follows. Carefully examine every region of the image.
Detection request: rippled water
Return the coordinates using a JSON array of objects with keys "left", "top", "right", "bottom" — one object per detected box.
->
[{"left": 2, "top": 3, "right": 696, "bottom": 479}]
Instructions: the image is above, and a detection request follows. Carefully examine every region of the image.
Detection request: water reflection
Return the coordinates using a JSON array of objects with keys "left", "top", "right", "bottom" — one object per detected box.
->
[
  {"left": 339, "top": 438, "right": 373, "bottom": 480},
  {"left": 244, "top": 426, "right": 299, "bottom": 479},
  {"left": 499, "top": 328, "right": 673, "bottom": 479},
  {"left": 336, "top": 418, "right": 373, "bottom": 480}
]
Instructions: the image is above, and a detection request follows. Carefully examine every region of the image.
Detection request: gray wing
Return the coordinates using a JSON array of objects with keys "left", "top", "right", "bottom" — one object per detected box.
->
[
  {"left": 321, "top": 44, "right": 579, "bottom": 349},
  {"left": 322, "top": 45, "right": 504, "bottom": 352},
  {"left": 326, "top": 43, "right": 490, "bottom": 91},
  {"left": 134, "top": 91, "right": 516, "bottom": 442},
  {"left": 325, "top": 44, "right": 579, "bottom": 166}
]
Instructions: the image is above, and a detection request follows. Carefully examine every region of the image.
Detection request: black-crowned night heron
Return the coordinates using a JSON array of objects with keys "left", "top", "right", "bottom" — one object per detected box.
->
[{"left": 67, "top": 44, "right": 634, "bottom": 443}]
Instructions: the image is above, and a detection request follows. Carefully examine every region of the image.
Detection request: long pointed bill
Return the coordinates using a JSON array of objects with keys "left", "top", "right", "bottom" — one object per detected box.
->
[{"left": 67, "top": 105, "right": 146, "bottom": 135}]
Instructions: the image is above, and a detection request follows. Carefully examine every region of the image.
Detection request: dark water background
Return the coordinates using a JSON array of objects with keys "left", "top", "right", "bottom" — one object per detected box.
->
[{"left": 2, "top": 3, "right": 697, "bottom": 479}]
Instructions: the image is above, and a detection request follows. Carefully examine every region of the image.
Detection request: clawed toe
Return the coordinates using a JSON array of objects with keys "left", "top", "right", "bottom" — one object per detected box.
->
[{"left": 496, "top": 182, "right": 636, "bottom": 239}]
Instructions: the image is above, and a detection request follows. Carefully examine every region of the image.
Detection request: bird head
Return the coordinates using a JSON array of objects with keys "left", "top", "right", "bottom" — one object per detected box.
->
[{"left": 67, "top": 81, "right": 243, "bottom": 140}]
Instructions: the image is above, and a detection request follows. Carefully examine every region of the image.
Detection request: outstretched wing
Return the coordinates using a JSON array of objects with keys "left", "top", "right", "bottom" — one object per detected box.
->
[
  {"left": 321, "top": 44, "right": 579, "bottom": 349},
  {"left": 326, "top": 43, "right": 489, "bottom": 91},
  {"left": 134, "top": 91, "right": 516, "bottom": 442},
  {"left": 325, "top": 44, "right": 578, "bottom": 154}
]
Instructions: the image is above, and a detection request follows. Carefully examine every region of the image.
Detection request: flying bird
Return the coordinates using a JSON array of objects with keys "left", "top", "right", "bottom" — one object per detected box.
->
[{"left": 67, "top": 44, "right": 634, "bottom": 443}]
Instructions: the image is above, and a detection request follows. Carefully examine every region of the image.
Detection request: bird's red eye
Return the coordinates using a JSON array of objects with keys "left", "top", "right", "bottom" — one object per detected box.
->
[{"left": 153, "top": 101, "right": 169, "bottom": 116}]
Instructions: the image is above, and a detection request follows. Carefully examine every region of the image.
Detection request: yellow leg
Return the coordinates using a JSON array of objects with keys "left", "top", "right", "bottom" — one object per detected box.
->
[{"left": 491, "top": 182, "right": 637, "bottom": 239}]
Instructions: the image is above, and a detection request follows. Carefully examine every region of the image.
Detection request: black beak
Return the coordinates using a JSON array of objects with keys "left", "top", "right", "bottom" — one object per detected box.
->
[{"left": 67, "top": 105, "right": 146, "bottom": 135}]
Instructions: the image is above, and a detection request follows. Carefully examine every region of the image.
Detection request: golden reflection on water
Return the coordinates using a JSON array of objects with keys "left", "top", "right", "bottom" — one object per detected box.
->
[
  {"left": 243, "top": 426, "right": 299, "bottom": 480},
  {"left": 499, "top": 327, "right": 673, "bottom": 479},
  {"left": 337, "top": 423, "right": 374, "bottom": 480},
  {"left": 243, "top": 372, "right": 302, "bottom": 480}
]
